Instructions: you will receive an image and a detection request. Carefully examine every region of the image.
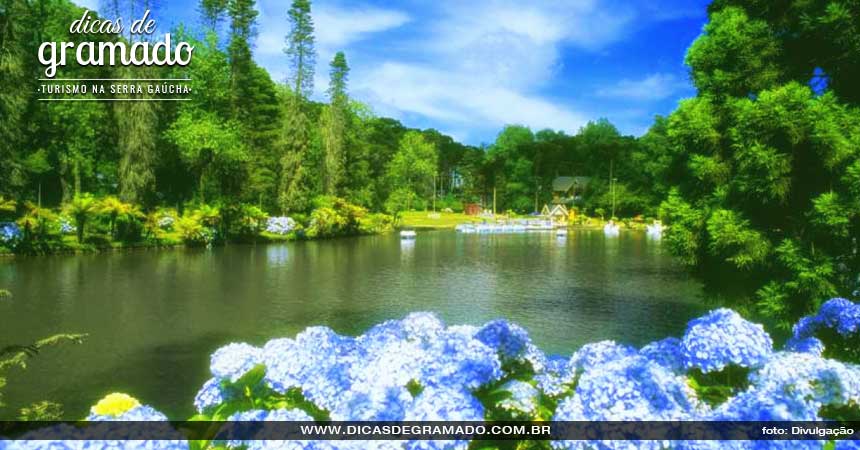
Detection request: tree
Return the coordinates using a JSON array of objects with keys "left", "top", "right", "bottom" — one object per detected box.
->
[
  {"left": 710, "top": 0, "right": 860, "bottom": 105},
  {"left": 227, "top": 0, "right": 259, "bottom": 121},
  {"left": 658, "top": 1, "right": 860, "bottom": 327},
  {"left": 166, "top": 109, "right": 247, "bottom": 203},
  {"left": 320, "top": 52, "right": 349, "bottom": 195},
  {"left": 115, "top": 69, "right": 159, "bottom": 204},
  {"left": 386, "top": 131, "right": 438, "bottom": 211},
  {"left": 279, "top": 0, "right": 317, "bottom": 213},
  {"left": 284, "top": 0, "right": 315, "bottom": 101},
  {"left": 99, "top": 196, "right": 140, "bottom": 238},
  {"left": 200, "top": 0, "right": 229, "bottom": 28},
  {"left": 64, "top": 194, "right": 98, "bottom": 243},
  {"left": 486, "top": 125, "right": 535, "bottom": 212}
]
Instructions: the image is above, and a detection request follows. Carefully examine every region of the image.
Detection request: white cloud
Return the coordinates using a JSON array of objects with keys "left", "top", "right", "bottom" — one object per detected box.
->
[
  {"left": 314, "top": 6, "right": 409, "bottom": 50},
  {"left": 251, "top": 0, "right": 694, "bottom": 142},
  {"left": 597, "top": 73, "right": 690, "bottom": 101},
  {"left": 354, "top": 63, "right": 589, "bottom": 134},
  {"left": 255, "top": 1, "right": 408, "bottom": 57}
]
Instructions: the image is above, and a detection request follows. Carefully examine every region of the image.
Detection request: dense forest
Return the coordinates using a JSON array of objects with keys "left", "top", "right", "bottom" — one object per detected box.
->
[{"left": 0, "top": 0, "right": 859, "bottom": 326}]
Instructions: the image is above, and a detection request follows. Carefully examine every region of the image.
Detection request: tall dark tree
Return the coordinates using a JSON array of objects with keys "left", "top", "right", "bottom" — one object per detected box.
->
[
  {"left": 320, "top": 52, "right": 349, "bottom": 195},
  {"left": 227, "top": 0, "right": 258, "bottom": 121},
  {"left": 278, "top": 0, "right": 316, "bottom": 213},
  {"left": 200, "top": 0, "right": 228, "bottom": 29},
  {"left": 284, "top": 0, "right": 315, "bottom": 101},
  {"left": 658, "top": 3, "right": 860, "bottom": 327}
]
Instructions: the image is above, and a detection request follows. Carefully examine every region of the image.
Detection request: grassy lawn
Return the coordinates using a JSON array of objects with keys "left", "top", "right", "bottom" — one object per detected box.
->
[{"left": 399, "top": 211, "right": 484, "bottom": 229}]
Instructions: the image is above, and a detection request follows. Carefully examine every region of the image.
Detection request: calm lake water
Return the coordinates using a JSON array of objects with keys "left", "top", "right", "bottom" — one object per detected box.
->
[{"left": 0, "top": 229, "right": 706, "bottom": 419}]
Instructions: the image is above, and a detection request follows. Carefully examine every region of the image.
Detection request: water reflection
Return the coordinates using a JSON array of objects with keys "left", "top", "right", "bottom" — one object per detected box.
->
[
  {"left": 266, "top": 245, "right": 291, "bottom": 267},
  {"left": 0, "top": 230, "right": 704, "bottom": 420}
]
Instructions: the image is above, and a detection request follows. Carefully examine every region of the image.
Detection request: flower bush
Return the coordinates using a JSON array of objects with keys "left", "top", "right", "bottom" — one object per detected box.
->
[
  {"left": 0, "top": 222, "right": 22, "bottom": 245},
  {"left": 265, "top": 217, "right": 296, "bottom": 235},
  {"left": 4, "top": 300, "right": 860, "bottom": 450},
  {"left": 791, "top": 298, "right": 860, "bottom": 363},
  {"left": 58, "top": 217, "right": 76, "bottom": 235}
]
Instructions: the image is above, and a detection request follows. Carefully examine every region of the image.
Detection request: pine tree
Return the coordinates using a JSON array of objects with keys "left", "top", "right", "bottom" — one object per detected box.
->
[
  {"left": 278, "top": 0, "right": 316, "bottom": 213},
  {"left": 227, "top": 0, "right": 258, "bottom": 121},
  {"left": 284, "top": 0, "right": 315, "bottom": 102},
  {"left": 320, "top": 52, "right": 349, "bottom": 195},
  {"left": 200, "top": 0, "right": 228, "bottom": 29}
]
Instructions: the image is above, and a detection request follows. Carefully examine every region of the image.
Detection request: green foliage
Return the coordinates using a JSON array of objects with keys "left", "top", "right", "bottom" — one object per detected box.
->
[
  {"left": 220, "top": 203, "right": 267, "bottom": 240},
  {"left": 0, "top": 332, "right": 87, "bottom": 410},
  {"left": 175, "top": 215, "right": 215, "bottom": 247},
  {"left": 384, "top": 131, "right": 438, "bottom": 214},
  {"left": 285, "top": 0, "right": 316, "bottom": 100},
  {"left": 705, "top": 209, "right": 770, "bottom": 270},
  {"left": 16, "top": 203, "right": 59, "bottom": 245},
  {"left": 189, "top": 364, "right": 328, "bottom": 449},
  {"left": 167, "top": 110, "right": 248, "bottom": 203},
  {"left": 63, "top": 194, "right": 98, "bottom": 243},
  {"left": 756, "top": 239, "right": 839, "bottom": 328},
  {"left": 656, "top": 0, "right": 860, "bottom": 327},
  {"left": 686, "top": 7, "right": 782, "bottom": 97},
  {"left": 306, "top": 196, "right": 367, "bottom": 238},
  {"left": 0, "top": 196, "right": 16, "bottom": 214},
  {"left": 18, "top": 401, "right": 63, "bottom": 421},
  {"left": 687, "top": 365, "right": 751, "bottom": 408}
]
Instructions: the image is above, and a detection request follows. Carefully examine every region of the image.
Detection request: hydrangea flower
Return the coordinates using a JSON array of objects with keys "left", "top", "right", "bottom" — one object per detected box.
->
[
  {"left": 568, "top": 340, "right": 637, "bottom": 373},
  {"left": 747, "top": 352, "right": 860, "bottom": 411},
  {"left": 262, "top": 327, "right": 359, "bottom": 411},
  {"left": 419, "top": 327, "right": 501, "bottom": 390},
  {"left": 640, "top": 337, "right": 685, "bottom": 373},
  {"left": 496, "top": 380, "right": 539, "bottom": 416},
  {"left": 556, "top": 355, "right": 697, "bottom": 422},
  {"left": 157, "top": 215, "right": 174, "bottom": 230},
  {"left": 676, "top": 441, "right": 819, "bottom": 450},
  {"left": 836, "top": 440, "right": 860, "bottom": 450},
  {"left": 329, "top": 384, "right": 414, "bottom": 421},
  {"left": 210, "top": 343, "right": 263, "bottom": 382},
  {"left": 194, "top": 378, "right": 227, "bottom": 413},
  {"left": 474, "top": 320, "right": 531, "bottom": 363},
  {"left": 783, "top": 336, "right": 824, "bottom": 356},
  {"left": 3, "top": 439, "right": 189, "bottom": 450},
  {"left": 535, "top": 354, "right": 574, "bottom": 397},
  {"left": 15, "top": 395, "right": 190, "bottom": 450},
  {"left": 817, "top": 298, "right": 860, "bottom": 336},
  {"left": 404, "top": 387, "right": 484, "bottom": 450},
  {"left": 681, "top": 309, "right": 772, "bottom": 373},
  {"left": 0, "top": 222, "right": 22, "bottom": 244},
  {"left": 219, "top": 408, "right": 316, "bottom": 449},
  {"left": 265, "top": 217, "right": 296, "bottom": 235},
  {"left": 794, "top": 298, "right": 860, "bottom": 339},
  {"left": 59, "top": 218, "right": 76, "bottom": 235}
]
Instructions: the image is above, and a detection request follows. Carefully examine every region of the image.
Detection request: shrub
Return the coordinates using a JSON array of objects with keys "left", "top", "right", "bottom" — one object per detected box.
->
[
  {"left": 221, "top": 203, "right": 267, "bottom": 240},
  {"left": 306, "top": 197, "right": 367, "bottom": 238},
  {"left": 175, "top": 215, "right": 214, "bottom": 247},
  {"left": 437, "top": 194, "right": 464, "bottom": 213},
  {"left": 265, "top": 217, "right": 296, "bottom": 235},
  {"left": 0, "top": 222, "right": 22, "bottom": 248},
  {"left": 63, "top": 194, "right": 99, "bottom": 243},
  {"left": 16, "top": 204, "right": 58, "bottom": 244},
  {"left": 359, "top": 213, "right": 394, "bottom": 234},
  {"left": 98, "top": 197, "right": 142, "bottom": 240}
]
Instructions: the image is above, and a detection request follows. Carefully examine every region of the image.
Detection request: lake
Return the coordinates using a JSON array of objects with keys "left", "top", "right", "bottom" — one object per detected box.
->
[{"left": 0, "top": 229, "right": 705, "bottom": 420}]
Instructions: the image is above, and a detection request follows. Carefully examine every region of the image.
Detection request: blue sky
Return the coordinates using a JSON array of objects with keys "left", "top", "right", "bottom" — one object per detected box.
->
[{"left": 74, "top": 0, "right": 711, "bottom": 145}]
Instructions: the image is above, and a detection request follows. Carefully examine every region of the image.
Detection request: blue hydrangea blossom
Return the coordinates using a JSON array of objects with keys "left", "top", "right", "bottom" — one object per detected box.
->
[{"left": 681, "top": 309, "right": 772, "bottom": 373}]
